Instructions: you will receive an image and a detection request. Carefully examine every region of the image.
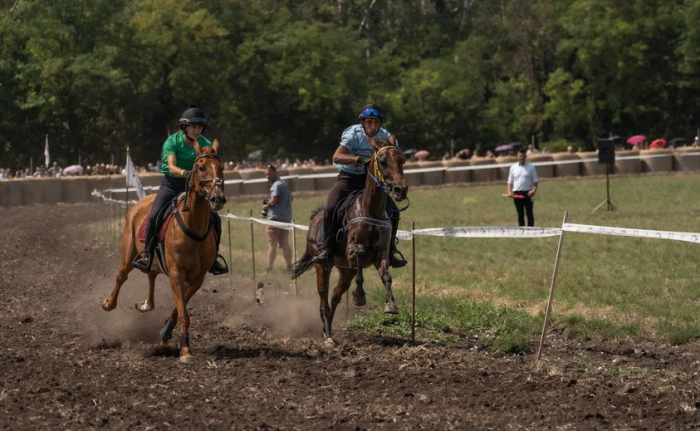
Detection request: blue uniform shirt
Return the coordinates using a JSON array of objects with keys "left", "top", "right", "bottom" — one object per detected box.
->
[{"left": 333, "top": 124, "right": 396, "bottom": 175}]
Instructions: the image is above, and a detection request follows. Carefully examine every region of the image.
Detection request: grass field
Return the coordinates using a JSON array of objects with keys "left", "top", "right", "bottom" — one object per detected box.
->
[{"left": 108, "top": 171, "right": 700, "bottom": 352}]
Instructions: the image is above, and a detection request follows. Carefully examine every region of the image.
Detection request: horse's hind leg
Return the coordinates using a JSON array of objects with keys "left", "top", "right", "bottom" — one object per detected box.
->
[
  {"left": 315, "top": 263, "right": 333, "bottom": 344},
  {"left": 102, "top": 220, "right": 138, "bottom": 311},
  {"left": 330, "top": 269, "right": 355, "bottom": 326},
  {"left": 352, "top": 247, "right": 366, "bottom": 306},
  {"left": 159, "top": 308, "right": 178, "bottom": 346},
  {"left": 135, "top": 272, "right": 157, "bottom": 312}
]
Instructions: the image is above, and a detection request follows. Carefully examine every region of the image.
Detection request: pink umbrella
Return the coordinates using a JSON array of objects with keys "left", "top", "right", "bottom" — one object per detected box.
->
[
  {"left": 626, "top": 135, "right": 646, "bottom": 145},
  {"left": 62, "top": 165, "right": 83, "bottom": 175},
  {"left": 414, "top": 150, "right": 430, "bottom": 160}
]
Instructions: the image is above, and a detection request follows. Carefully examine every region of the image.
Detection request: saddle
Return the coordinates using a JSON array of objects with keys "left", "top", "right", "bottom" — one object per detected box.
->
[
  {"left": 317, "top": 190, "right": 390, "bottom": 246},
  {"left": 137, "top": 194, "right": 219, "bottom": 274}
]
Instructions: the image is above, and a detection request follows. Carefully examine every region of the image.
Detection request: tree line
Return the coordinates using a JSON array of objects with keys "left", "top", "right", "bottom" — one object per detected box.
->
[{"left": 2, "top": 0, "right": 700, "bottom": 169}]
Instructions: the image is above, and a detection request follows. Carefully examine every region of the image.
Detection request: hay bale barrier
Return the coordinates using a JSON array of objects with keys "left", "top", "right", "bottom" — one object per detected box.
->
[
  {"left": 311, "top": 166, "right": 339, "bottom": 191},
  {"left": 640, "top": 149, "right": 674, "bottom": 173},
  {"left": 673, "top": 147, "right": 700, "bottom": 172},
  {"left": 416, "top": 161, "right": 445, "bottom": 186},
  {"left": 551, "top": 153, "right": 580, "bottom": 177},
  {"left": 529, "top": 154, "right": 554, "bottom": 178},
  {"left": 442, "top": 159, "right": 472, "bottom": 184},
  {"left": 495, "top": 156, "right": 517, "bottom": 181},
  {"left": 469, "top": 158, "right": 498, "bottom": 184},
  {"left": 614, "top": 150, "right": 642, "bottom": 175},
  {"left": 579, "top": 151, "right": 608, "bottom": 176}
]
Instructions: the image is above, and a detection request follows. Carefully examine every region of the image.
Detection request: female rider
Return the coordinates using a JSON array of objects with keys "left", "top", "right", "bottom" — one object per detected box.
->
[{"left": 132, "top": 106, "right": 228, "bottom": 275}]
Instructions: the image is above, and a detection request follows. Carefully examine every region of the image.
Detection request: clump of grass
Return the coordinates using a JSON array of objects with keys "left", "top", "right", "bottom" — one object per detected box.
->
[{"left": 346, "top": 289, "right": 540, "bottom": 354}]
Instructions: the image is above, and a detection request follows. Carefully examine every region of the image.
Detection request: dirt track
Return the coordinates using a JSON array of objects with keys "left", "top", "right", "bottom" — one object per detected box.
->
[{"left": 2, "top": 203, "right": 700, "bottom": 430}]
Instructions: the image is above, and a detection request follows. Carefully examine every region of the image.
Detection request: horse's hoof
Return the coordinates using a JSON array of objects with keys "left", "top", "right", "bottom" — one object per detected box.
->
[
  {"left": 134, "top": 301, "right": 154, "bottom": 313},
  {"left": 179, "top": 354, "right": 194, "bottom": 364},
  {"left": 352, "top": 291, "right": 366, "bottom": 307},
  {"left": 384, "top": 303, "right": 399, "bottom": 314},
  {"left": 101, "top": 298, "right": 115, "bottom": 311},
  {"left": 322, "top": 338, "right": 336, "bottom": 349}
]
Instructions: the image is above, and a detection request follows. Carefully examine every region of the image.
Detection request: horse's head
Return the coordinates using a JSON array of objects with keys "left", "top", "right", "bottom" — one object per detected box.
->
[
  {"left": 368, "top": 135, "right": 408, "bottom": 202},
  {"left": 192, "top": 139, "right": 227, "bottom": 211}
]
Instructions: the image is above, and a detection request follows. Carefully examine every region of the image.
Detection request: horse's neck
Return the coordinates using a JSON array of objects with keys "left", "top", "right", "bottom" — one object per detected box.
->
[
  {"left": 361, "top": 169, "right": 386, "bottom": 219},
  {"left": 179, "top": 190, "right": 210, "bottom": 235}
]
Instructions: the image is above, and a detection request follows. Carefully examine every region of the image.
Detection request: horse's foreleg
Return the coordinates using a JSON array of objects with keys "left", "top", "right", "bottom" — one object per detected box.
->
[
  {"left": 135, "top": 272, "right": 157, "bottom": 312},
  {"left": 330, "top": 269, "right": 355, "bottom": 328},
  {"left": 377, "top": 259, "right": 398, "bottom": 314},
  {"left": 352, "top": 246, "right": 366, "bottom": 306},
  {"left": 166, "top": 269, "right": 194, "bottom": 363},
  {"left": 315, "top": 263, "right": 333, "bottom": 344}
]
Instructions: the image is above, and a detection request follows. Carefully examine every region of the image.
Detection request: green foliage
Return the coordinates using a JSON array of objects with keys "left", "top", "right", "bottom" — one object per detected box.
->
[{"left": 2, "top": 0, "right": 699, "bottom": 168}]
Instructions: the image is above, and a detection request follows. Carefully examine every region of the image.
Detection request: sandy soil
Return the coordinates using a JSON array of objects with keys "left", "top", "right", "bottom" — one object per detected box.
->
[{"left": 1, "top": 203, "right": 700, "bottom": 430}]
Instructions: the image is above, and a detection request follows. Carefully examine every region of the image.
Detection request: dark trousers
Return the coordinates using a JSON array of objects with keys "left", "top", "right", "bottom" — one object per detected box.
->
[
  {"left": 512, "top": 191, "right": 534, "bottom": 227},
  {"left": 322, "top": 172, "right": 366, "bottom": 244}
]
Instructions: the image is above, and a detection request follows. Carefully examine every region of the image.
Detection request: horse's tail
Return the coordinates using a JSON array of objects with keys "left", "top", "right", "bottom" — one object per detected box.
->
[{"left": 291, "top": 250, "right": 313, "bottom": 280}]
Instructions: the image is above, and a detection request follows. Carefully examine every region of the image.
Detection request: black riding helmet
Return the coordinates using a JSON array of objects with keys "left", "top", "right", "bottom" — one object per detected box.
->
[
  {"left": 179, "top": 106, "right": 207, "bottom": 134},
  {"left": 358, "top": 103, "right": 384, "bottom": 137}
]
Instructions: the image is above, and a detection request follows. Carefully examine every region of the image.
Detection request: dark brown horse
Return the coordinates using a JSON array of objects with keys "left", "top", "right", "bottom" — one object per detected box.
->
[
  {"left": 292, "top": 136, "right": 408, "bottom": 347},
  {"left": 102, "top": 142, "right": 226, "bottom": 363}
]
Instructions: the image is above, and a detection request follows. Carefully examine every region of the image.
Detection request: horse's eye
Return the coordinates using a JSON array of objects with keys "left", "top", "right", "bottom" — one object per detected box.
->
[
  {"left": 198, "top": 165, "right": 206, "bottom": 172},
  {"left": 380, "top": 158, "right": 388, "bottom": 167}
]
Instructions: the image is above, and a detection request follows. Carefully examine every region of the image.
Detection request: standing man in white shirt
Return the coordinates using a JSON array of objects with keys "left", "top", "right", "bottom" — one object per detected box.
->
[{"left": 507, "top": 148, "right": 539, "bottom": 226}]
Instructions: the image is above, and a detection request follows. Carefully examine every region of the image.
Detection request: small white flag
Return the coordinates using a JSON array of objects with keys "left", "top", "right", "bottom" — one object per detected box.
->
[
  {"left": 44, "top": 134, "right": 50, "bottom": 168},
  {"left": 125, "top": 152, "right": 146, "bottom": 200}
]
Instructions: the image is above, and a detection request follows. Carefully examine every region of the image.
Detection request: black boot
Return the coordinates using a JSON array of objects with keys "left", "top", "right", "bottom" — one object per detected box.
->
[
  {"left": 209, "top": 212, "right": 229, "bottom": 275},
  {"left": 311, "top": 210, "right": 333, "bottom": 264},
  {"left": 389, "top": 213, "right": 407, "bottom": 268},
  {"left": 133, "top": 217, "right": 157, "bottom": 273}
]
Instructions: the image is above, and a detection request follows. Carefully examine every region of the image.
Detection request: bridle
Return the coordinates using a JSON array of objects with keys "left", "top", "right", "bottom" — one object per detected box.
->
[
  {"left": 367, "top": 145, "right": 410, "bottom": 212},
  {"left": 182, "top": 153, "right": 224, "bottom": 213}
]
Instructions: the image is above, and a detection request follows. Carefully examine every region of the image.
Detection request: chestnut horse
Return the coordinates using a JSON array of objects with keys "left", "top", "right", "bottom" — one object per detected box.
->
[
  {"left": 102, "top": 142, "right": 226, "bottom": 363},
  {"left": 292, "top": 136, "right": 408, "bottom": 346}
]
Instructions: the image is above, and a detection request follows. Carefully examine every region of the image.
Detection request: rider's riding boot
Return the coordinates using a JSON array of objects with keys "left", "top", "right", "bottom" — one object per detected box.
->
[
  {"left": 209, "top": 213, "right": 229, "bottom": 275},
  {"left": 389, "top": 215, "right": 407, "bottom": 268},
  {"left": 133, "top": 217, "right": 157, "bottom": 273},
  {"left": 311, "top": 210, "right": 333, "bottom": 264}
]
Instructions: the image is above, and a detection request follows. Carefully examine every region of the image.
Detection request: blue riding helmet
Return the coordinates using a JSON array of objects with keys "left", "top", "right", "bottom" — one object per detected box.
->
[{"left": 358, "top": 103, "right": 384, "bottom": 120}]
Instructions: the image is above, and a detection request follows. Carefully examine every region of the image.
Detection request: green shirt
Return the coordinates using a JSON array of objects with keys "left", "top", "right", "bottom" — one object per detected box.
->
[{"left": 161, "top": 132, "right": 212, "bottom": 177}]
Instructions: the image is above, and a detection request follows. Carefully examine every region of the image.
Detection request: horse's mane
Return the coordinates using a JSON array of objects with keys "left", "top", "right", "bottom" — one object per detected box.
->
[{"left": 310, "top": 205, "right": 324, "bottom": 220}]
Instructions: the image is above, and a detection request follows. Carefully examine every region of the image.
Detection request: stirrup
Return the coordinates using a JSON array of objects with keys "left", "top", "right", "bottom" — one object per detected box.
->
[
  {"left": 132, "top": 250, "right": 153, "bottom": 273},
  {"left": 209, "top": 254, "right": 229, "bottom": 275},
  {"left": 390, "top": 249, "right": 407, "bottom": 268}
]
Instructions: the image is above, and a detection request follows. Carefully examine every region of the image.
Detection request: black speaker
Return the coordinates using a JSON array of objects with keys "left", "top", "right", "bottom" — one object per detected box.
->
[{"left": 597, "top": 138, "right": 616, "bottom": 165}]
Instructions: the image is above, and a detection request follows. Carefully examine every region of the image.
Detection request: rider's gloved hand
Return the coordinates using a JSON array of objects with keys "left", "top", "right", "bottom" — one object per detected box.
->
[{"left": 356, "top": 156, "right": 370, "bottom": 167}]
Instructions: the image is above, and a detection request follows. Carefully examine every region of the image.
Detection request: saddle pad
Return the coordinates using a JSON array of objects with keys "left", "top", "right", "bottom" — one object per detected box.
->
[{"left": 137, "top": 214, "right": 173, "bottom": 243}]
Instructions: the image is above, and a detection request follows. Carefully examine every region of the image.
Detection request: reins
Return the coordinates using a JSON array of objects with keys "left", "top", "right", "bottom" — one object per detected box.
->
[
  {"left": 177, "top": 152, "right": 223, "bottom": 241},
  {"left": 367, "top": 145, "right": 410, "bottom": 213}
]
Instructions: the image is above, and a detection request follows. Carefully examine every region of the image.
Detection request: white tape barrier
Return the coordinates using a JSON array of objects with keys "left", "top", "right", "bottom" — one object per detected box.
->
[
  {"left": 563, "top": 223, "right": 700, "bottom": 244},
  {"left": 408, "top": 226, "right": 562, "bottom": 240},
  {"left": 93, "top": 189, "right": 700, "bottom": 244}
]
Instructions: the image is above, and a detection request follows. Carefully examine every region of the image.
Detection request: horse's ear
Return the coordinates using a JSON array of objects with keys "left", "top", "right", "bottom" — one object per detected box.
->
[
  {"left": 212, "top": 138, "right": 220, "bottom": 155},
  {"left": 368, "top": 137, "right": 380, "bottom": 151},
  {"left": 194, "top": 140, "right": 202, "bottom": 154}
]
